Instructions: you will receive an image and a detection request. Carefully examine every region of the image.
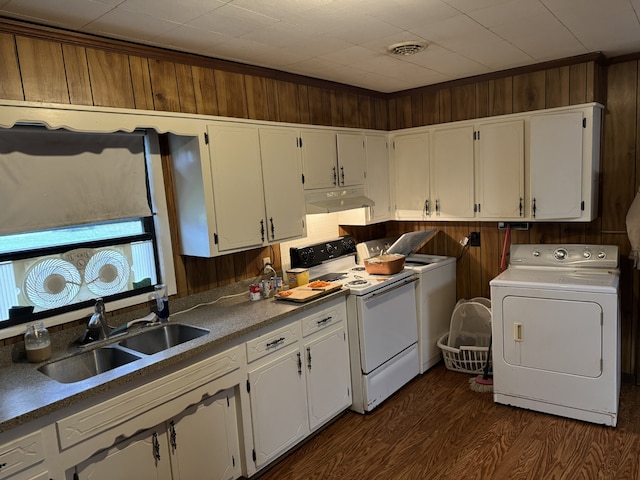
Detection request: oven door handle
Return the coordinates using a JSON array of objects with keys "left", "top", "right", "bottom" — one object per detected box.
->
[{"left": 363, "top": 277, "right": 417, "bottom": 301}]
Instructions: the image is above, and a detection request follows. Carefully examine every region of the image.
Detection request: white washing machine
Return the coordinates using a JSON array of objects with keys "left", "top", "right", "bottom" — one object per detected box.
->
[{"left": 490, "top": 244, "right": 620, "bottom": 426}]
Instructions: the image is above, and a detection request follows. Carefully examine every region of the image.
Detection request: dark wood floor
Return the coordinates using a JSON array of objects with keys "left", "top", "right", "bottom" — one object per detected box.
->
[{"left": 255, "top": 364, "right": 640, "bottom": 480}]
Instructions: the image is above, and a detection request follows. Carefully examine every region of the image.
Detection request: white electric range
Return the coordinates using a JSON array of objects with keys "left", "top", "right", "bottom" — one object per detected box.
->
[
  {"left": 356, "top": 231, "right": 457, "bottom": 373},
  {"left": 290, "top": 237, "right": 419, "bottom": 413}
]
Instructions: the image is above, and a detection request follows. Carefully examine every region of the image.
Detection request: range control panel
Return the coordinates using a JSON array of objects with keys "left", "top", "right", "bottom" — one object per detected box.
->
[
  {"left": 290, "top": 236, "right": 357, "bottom": 268},
  {"left": 510, "top": 244, "right": 619, "bottom": 269}
]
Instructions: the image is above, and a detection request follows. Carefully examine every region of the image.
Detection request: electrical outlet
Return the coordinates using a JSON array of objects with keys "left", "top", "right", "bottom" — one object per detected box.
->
[
  {"left": 262, "top": 257, "right": 271, "bottom": 267},
  {"left": 469, "top": 232, "right": 481, "bottom": 247}
]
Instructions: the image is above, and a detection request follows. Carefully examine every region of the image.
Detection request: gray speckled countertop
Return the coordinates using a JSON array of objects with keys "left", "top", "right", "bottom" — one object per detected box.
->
[{"left": 0, "top": 281, "right": 348, "bottom": 433}]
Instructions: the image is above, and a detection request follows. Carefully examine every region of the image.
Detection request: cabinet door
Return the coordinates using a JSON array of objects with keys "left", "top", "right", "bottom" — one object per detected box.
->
[
  {"left": 476, "top": 120, "right": 524, "bottom": 218},
  {"left": 431, "top": 125, "right": 475, "bottom": 219},
  {"left": 393, "top": 132, "right": 430, "bottom": 219},
  {"left": 304, "top": 325, "right": 351, "bottom": 431},
  {"left": 336, "top": 132, "right": 366, "bottom": 186},
  {"left": 530, "top": 111, "right": 584, "bottom": 219},
  {"left": 259, "top": 128, "right": 305, "bottom": 242},
  {"left": 300, "top": 130, "right": 337, "bottom": 190},
  {"left": 365, "top": 134, "right": 391, "bottom": 223},
  {"left": 248, "top": 348, "right": 309, "bottom": 468},
  {"left": 169, "top": 388, "right": 240, "bottom": 480},
  {"left": 208, "top": 123, "right": 266, "bottom": 251},
  {"left": 73, "top": 427, "right": 172, "bottom": 480}
]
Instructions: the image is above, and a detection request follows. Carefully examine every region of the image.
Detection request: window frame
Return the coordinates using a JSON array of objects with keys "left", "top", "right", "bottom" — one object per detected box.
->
[{"left": 0, "top": 127, "right": 176, "bottom": 341}]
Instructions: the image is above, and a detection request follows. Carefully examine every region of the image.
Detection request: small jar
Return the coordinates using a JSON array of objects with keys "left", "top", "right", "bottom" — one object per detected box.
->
[{"left": 24, "top": 322, "right": 52, "bottom": 363}]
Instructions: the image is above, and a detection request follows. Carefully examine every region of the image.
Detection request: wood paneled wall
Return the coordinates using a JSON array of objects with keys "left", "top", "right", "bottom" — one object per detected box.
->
[{"left": 1, "top": 20, "right": 638, "bottom": 379}]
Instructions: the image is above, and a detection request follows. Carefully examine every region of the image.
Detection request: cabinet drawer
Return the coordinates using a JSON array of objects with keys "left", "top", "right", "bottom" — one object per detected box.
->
[
  {"left": 0, "top": 430, "right": 45, "bottom": 480},
  {"left": 246, "top": 322, "right": 300, "bottom": 363},
  {"left": 301, "top": 304, "right": 345, "bottom": 337}
]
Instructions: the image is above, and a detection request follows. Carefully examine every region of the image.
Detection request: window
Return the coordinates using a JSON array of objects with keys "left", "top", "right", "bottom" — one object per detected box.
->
[{"left": 0, "top": 125, "right": 174, "bottom": 334}]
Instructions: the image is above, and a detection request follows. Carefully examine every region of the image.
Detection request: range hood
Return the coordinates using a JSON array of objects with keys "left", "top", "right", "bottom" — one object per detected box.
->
[{"left": 305, "top": 187, "right": 374, "bottom": 214}]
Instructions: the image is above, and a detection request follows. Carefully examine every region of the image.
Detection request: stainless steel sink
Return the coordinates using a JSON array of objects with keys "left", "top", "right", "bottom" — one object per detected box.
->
[
  {"left": 118, "top": 324, "right": 209, "bottom": 355},
  {"left": 38, "top": 347, "right": 141, "bottom": 384}
]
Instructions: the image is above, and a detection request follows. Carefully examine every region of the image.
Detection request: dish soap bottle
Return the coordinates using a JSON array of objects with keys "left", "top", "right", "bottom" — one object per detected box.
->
[{"left": 24, "top": 322, "right": 52, "bottom": 363}]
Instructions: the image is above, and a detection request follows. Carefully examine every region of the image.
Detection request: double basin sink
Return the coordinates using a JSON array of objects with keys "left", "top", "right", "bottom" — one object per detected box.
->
[{"left": 38, "top": 323, "right": 209, "bottom": 384}]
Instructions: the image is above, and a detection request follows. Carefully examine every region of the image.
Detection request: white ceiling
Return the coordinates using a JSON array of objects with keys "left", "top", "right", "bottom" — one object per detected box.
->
[{"left": 2, "top": 0, "right": 640, "bottom": 93}]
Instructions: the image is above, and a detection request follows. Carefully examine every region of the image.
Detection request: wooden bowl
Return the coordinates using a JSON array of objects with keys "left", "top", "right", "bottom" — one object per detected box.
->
[{"left": 363, "top": 254, "right": 406, "bottom": 274}]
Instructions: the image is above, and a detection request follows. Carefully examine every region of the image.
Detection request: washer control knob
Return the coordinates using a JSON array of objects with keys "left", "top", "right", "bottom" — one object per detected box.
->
[
  {"left": 597, "top": 251, "right": 606, "bottom": 259},
  {"left": 583, "top": 251, "right": 591, "bottom": 259},
  {"left": 553, "top": 248, "right": 568, "bottom": 261},
  {"left": 532, "top": 250, "right": 540, "bottom": 257}
]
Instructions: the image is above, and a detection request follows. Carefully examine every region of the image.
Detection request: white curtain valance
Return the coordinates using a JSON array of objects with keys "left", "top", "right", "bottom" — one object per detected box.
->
[{"left": 0, "top": 126, "right": 152, "bottom": 236}]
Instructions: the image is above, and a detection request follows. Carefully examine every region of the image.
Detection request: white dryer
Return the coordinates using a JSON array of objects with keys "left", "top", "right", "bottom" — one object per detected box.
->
[{"left": 490, "top": 244, "right": 620, "bottom": 426}]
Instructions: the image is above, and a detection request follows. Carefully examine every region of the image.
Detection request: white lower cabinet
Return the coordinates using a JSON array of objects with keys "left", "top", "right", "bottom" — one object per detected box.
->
[
  {"left": 304, "top": 324, "right": 351, "bottom": 431},
  {"left": 246, "top": 298, "right": 350, "bottom": 472},
  {"left": 168, "top": 389, "right": 241, "bottom": 480},
  {"left": 248, "top": 346, "right": 309, "bottom": 468},
  {"left": 69, "top": 388, "right": 240, "bottom": 480},
  {"left": 71, "top": 427, "right": 172, "bottom": 480}
]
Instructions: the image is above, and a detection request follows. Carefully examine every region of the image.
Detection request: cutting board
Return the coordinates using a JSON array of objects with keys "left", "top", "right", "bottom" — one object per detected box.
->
[{"left": 274, "top": 282, "right": 342, "bottom": 303}]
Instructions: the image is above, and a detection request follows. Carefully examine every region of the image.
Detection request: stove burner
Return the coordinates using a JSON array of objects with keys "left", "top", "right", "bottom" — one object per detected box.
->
[
  {"left": 346, "top": 279, "right": 369, "bottom": 287},
  {"left": 351, "top": 266, "right": 366, "bottom": 272}
]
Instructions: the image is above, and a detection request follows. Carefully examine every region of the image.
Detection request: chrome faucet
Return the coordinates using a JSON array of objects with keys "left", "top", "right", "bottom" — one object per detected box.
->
[{"left": 87, "top": 298, "right": 110, "bottom": 340}]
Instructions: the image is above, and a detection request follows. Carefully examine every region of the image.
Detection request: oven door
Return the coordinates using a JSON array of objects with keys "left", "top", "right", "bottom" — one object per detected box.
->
[{"left": 355, "top": 278, "right": 418, "bottom": 373}]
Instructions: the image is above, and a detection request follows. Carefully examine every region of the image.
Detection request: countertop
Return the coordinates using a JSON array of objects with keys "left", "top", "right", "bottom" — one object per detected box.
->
[{"left": 0, "top": 282, "right": 348, "bottom": 433}]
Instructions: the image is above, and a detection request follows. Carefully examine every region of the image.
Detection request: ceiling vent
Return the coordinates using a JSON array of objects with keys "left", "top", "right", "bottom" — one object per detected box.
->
[{"left": 387, "top": 41, "right": 428, "bottom": 56}]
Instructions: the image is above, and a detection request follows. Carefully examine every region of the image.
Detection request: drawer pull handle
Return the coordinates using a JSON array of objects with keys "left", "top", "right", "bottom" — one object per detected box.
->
[
  {"left": 316, "top": 316, "right": 333, "bottom": 326},
  {"left": 153, "top": 431, "right": 161, "bottom": 461},
  {"left": 169, "top": 420, "right": 177, "bottom": 451},
  {"left": 266, "top": 337, "right": 285, "bottom": 349}
]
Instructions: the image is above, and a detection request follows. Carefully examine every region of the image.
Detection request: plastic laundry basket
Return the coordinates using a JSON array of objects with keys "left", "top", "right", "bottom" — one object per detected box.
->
[{"left": 438, "top": 297, "right": 492, "bottom": 374}]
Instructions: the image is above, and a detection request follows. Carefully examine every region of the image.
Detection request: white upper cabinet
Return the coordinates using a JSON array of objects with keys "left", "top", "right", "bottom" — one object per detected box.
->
[
  {"left": 300, "top": 129, "right": 367, "bottom": 190},
  {"left": 208, "top": 123, "right": 266, "bottom": 252},
  {"left": 392, "top": 131, "right": 431, "bottom": 219},
  {"left": 336, "top": 132, "right": 366, "bottom": 187},
  {"left": 475, "top": 120, "right": 524, "bottom": 219},
  {"left": 338, "top": 133, "right": 391, "bottom": 225},
  {"left": 300, "top": 129, "right": 337, "bottom": 190},
  {"left": 259, "top": 127, "right": 306, "bottom": 242},
  {"left": 431, "top": 125, "right": 475, "bottom": 219},
  {"left": 530, "top": 106, "right": 600, "bottom": 221}
]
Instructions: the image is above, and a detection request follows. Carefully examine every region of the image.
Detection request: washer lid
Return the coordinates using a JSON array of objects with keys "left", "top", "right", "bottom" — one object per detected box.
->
[
  {"left": 490, "top": 267, "right": 620, "bottom": 293},
  {"left": 387, "top": 229, "right": 437, "bottom": 256}
]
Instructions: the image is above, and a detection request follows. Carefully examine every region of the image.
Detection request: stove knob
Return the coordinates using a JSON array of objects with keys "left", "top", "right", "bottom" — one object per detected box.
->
[
  {"left": 553, "top": 248, "right": 568, "bottom": 261},
  {"left": 597, "top": 251, "right": 606, "bottom": 259},
  {"left": 583, "top": 251, "right": 591, "bottom": 259},
  {"left": 342, "top": 238, "right": 355, "bottom": 252},
  {"left": 299, "top": 250, "right": 309, "bottom": 263},
  {"left": 326, "top": 244, "right": 335, "bottom": 256},
  {"left": 532, "top": 250, "right": 540, "bottom": 257}
]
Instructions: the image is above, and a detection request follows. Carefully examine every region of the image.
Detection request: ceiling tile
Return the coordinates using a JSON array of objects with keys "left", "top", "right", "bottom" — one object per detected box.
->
[
  {"left": 119, "top": 0, "right": 224, "bottom": 24},
  {"left": 187, "top": 2, "right": 279, "bottom": 37},
  {"left": 83, "top": 7, "right": 178, "bottom": 41},
  {"left": 1, "top": 0, "right": 113, "bottom": 29}
]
